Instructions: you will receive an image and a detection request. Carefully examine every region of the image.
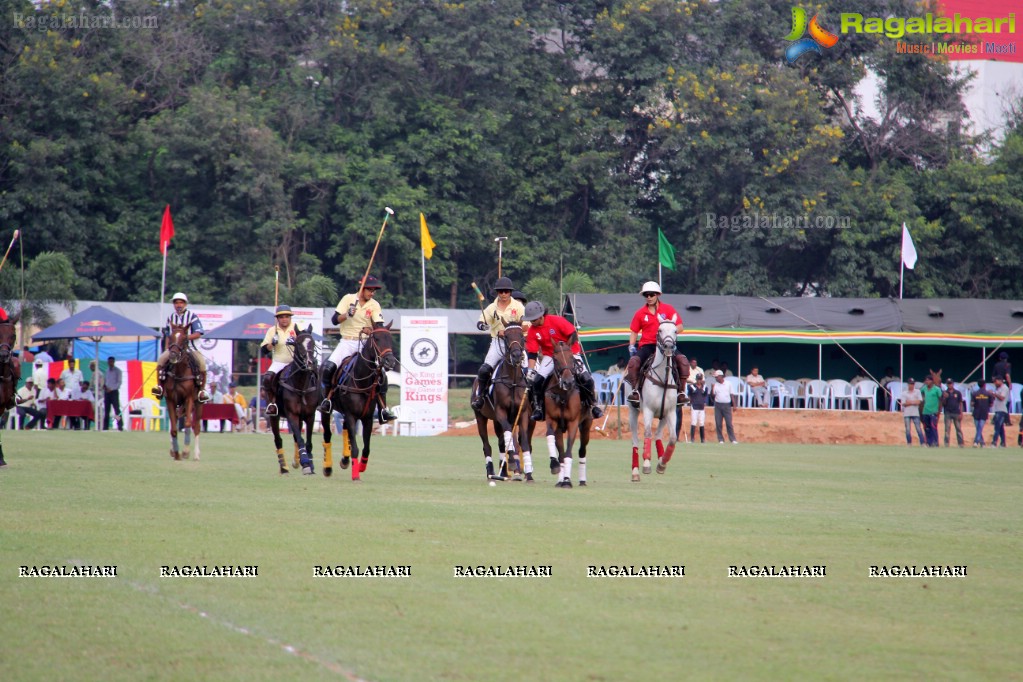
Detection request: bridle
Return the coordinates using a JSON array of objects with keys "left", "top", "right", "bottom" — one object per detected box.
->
[{"left": 551, "top": 341, "right": 576, "bottom": 393}]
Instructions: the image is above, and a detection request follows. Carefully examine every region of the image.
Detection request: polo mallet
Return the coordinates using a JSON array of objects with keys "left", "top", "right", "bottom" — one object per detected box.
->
[
  {"left": 0, "top": 230, "right": 20, "bottom": 275},
  {"left": 359, "top": 207, "right": 395, "bottom": 294},
  {"left": 274, "top": 265, "right": 280, "bottom": 308},
  {"left": 508, "top": 386, "right": 530, "bottom": 476},
  {"left": 494, "top": 236, "right": 507, "bottom": 278}
]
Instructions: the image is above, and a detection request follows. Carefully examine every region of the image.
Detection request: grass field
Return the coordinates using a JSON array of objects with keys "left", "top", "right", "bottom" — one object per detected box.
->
[{"left": 1, "top": 430, "right": 1021, "bottom": 681}]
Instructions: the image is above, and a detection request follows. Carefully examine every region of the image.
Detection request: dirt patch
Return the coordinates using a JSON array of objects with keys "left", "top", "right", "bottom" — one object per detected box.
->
[{"left": 442, "top": 407, "right": 923, "bottom": 446}]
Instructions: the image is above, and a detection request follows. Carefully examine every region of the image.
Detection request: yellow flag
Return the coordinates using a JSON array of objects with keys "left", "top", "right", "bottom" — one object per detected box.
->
[{"left": 420, "top": 212, "right": 436, "bottom": 259}]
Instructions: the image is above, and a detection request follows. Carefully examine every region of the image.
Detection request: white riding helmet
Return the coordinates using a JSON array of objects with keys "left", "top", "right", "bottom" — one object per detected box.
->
[
  {"left": 640, "top": 281, "right": 662, "bottom": 296},
  {"left": 171, "top": 292, "right": 188, "bottom": 303}
]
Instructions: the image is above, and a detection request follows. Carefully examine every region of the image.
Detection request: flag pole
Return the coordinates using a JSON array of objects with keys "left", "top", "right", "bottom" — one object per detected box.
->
[{"left": 421, "top": 249, "right": 427, "bottom": 310}]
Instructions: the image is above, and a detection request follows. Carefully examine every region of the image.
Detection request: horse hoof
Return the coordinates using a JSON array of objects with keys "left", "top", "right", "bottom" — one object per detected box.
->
[
  {"left": 291, "top": 462, "right": 299, "bottom": 469},
  {"left": 556, "top": 478, "right": 572, "bottom": 488},
  {"left": 525, "top": 473, "right": 535, "bottom": 482},
  {"left": 631, "top": 468, "right": 641, "bottom": 482},
  {"left": 549, "top": 458, "right": 560, "bottom": 475},
  {"left": 323, "top": 467, "right": 333, "bottom": 477},
  {"left": 279, "top": 467, "right": 288, "bottom": 475},
  {"left": 302, "top": 466, "right": 314, "bottom": 475},
  {"left": 340, "top": 457, "right": 350, "bottom": 470},
  {"left": 656, "top": 460, "right": 667, "bottom": 474},
  {"left": 579, "top": 480, "right": 587, "bottom": 487},
  {"left": 351, "top": 477, "right": 361, "bottom": 483},
  {"left": 642, "top": 459, "right": 651, "bottom": 475}
]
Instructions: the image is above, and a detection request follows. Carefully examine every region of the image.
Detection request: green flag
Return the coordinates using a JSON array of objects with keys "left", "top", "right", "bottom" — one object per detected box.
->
[{"left": 658, "top": 228, "right": 676, "bottom": 270}]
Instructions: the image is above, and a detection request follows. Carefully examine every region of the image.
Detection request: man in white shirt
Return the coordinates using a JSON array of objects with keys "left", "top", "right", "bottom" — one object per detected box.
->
[
  {"left": 900, "top": 377, "right": 925, "bottom": 446},
  {"left": 15, "top": 378, "right": 44, "bottom": 430},
  {"left": 36, "top": 378, "right": 57, "bottom": 429},
  {"left": 710, "top": 370, "right": 738, "bottom": 444},
  {"left": 745, "top": 366, "right": 768, "bottom": 407}
]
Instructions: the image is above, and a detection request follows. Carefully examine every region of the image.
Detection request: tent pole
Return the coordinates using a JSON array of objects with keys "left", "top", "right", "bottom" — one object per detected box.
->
[{"left": 818, "top": 344, "right": 822, "bottom": 381}]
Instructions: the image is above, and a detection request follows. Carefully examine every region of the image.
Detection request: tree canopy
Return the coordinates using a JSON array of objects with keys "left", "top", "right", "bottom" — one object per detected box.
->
[{"left": 2, "top": 0, "right": 1021, "bottom": 310}]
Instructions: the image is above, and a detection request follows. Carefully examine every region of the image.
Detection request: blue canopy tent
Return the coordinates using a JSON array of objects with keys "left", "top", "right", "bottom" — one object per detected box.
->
[{"left": 33, "top": 305, "right": 160, "bottom": 430}]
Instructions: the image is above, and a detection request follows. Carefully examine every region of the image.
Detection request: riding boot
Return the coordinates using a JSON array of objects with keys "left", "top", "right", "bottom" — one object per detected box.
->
[
  {"left": 624, "top": 356, "right": 642, "bottom": 407},
  {"left": 471, "top": 363, "right": 493, "bottom": 410},
  {"left": 674, "top": 354, "right": 691, "bottom": 405},
  {"left": 580, "top": 374, "right": 603, "bottom": 419},
  {"left": 529, "top": 374, "right": 546, "bottom": 422},
  {"left": 378, "top": 385, "right": 396, "bottom": 424},
  {"left": 318, "top": 361, "right": 337, "bottom": 413},
  {"left": 197, "top": 371, "right": 211, "bottom": 403},
  {"left": 690, "top": 425, "right": 696, "bottom": 442},
  {"left": 263, "top": 371, "right": 278, "bottom": 417},
  {"left": 152, "top": 361, "right": 166, "bottom": 398},
  {"left": 699, "top": 426, "right": 705, "bottom": 443}
]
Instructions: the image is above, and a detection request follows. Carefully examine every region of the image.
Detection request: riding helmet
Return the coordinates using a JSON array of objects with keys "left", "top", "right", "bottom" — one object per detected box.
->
[
  {"left": 511, "top": 290, "right": 528, "bottom": 305},
  {"left": 640, "top": 281, "right": 661, "bottom": 296},
  {"left": 275, "top": 305, "right": 293, "bottom": 316},
  {"left": 494, "top": 276, "right": 514, "bottom": 291},
  {"left": 171, "top": 292, "right": 188, "bottom": 303},
  {"left": 361, "top": 275, "right": 383, "bottom": 290},
  {"left": 523, "top": 301, "right": 546, "bottom": 321}
]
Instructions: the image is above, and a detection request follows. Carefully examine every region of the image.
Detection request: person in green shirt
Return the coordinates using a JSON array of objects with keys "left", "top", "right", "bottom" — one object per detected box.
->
[{"left": 920, "top": 375, "right": 943, "bottom": 447}]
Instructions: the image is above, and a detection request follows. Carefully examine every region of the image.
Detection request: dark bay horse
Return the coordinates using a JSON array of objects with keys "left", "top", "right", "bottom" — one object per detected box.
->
[
  {"left": 270, "top": 325, "right": 320, "bottom": 475},
  {"left": 159, "top": 324, "right": 202, "bottom": 460},
  {"left": 0, "top": 317, "right": 20, "bottom": 467},
  {"left": 322, "top": 322, "right": 399, "bottom": 481},
  {"left": 472, "top": 322, "right": 533, "bottom": 482},
  {"left": 543, "top": 340, "right": 591, "bottom": 488}
]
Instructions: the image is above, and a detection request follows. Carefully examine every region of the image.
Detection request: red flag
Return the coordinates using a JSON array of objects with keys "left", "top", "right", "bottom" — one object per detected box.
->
[{"left": 160, "top": 205, "right": 174, "bottom": 255}]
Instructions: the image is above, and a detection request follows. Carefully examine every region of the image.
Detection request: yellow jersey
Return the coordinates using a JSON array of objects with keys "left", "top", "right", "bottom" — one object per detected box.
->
[
  {"left": 336, "top": 293, "right": 384, "bottom": 339},
  {"left": 261, "top": 321, "right": 298, "bottom": 363},
  {"left": 480, "top": 299, "right": 524, "bottom": 338}
]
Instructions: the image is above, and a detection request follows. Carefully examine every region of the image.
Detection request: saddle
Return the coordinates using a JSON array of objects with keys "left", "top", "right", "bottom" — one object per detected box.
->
[
  {"left": 635, "top": 356, "right": 688, "bottom": 405},
  {"left": 330, "top": 355, "right": 383, "bottom": 393}
]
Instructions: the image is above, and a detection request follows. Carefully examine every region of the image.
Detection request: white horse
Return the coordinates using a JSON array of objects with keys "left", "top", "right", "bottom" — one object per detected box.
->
[{"left": 628, "top": 320, "right": 679, "bottom": 481}]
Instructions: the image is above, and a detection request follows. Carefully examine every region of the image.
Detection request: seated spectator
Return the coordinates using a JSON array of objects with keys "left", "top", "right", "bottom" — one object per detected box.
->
[
  {"left": 249, "top": 394, "right": 268, "bottom": 431},
  {"left": 15, "top": 378, "right": 44, "bottom": 430},
  {"left": 76, "top": 381, "right": 96, "bottom": 430},
  {"left": 745, "top": 366, "right": 768, "bottom": 407},
  {"left": 226, "top": 382, "right": 248, "bottom": 432},
  {"left": 202, "top": 382, "right": 226, "bottom": 432},
  {"left": 36, "top": 378, "right": 57, "bottom": 429}
]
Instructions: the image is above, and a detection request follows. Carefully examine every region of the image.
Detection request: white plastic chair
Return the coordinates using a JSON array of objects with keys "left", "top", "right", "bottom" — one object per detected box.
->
[
  {"left": 1010, "top": 383, "right": 1022, "bottom": 414},
  {"left": 766, "top": 379, "right": 787, "bottom": 408},
  {"left": 723, "top": 376, "right": 747, "bottom": 406},
  {"left": 805, "top": 380, "right": 829, "bottom": 409},
  {"left": 784, "top": 380, "right": 804, "bottom": 408},
  {"left": 888, "top": 382, "right": 904, "bottom": 412},
  {"left": 827, "top": 379, "right": 854, "bottom": 410},
  {"left": 128, "top": 398, "right": 165, "bottom": 431},
  {"left": 854, "top": 380, "right": 879, "bottom": 411}
]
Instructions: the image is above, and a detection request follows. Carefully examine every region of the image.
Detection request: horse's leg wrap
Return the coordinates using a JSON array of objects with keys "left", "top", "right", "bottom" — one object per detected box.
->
[
  {"left": 293, "top": 443, "right": 301, "bottom": 469},
  {"left": 324, "top": 440, "right": 333, "bottom": 469},
  {"left": 561, "top": 456, "right": 572, "bottom": 481},
  {"left": 632, "top": 446, "right": 639, "bottom": 470},
  {"left": 276, "top": 448, "right": 287, "bottom": 474},
  {"left": 655, "top": 439, "right": 665, "bottom": 460},
  {"left": 642, "top": 437, "right": 652, "bottom": 461},
  {"left": 522, "top": 450, "right": 533, "bottom": 475},
  {"left": 662, "top": 443, "right": 676, "bottom": 464},
  {"left": 578, "top": 457, "right": 586, "bottom": 483}
]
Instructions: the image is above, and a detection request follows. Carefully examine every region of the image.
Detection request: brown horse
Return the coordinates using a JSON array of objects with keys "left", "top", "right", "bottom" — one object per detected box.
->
[
  {"left": 0, "top": 316, "right": 20, "bottom": 467},
  {"left": 543, "top": 340, "right": 591, "bottom": 488},
  {"left": 159, "top": 324, "right": 202, "bottom": 460},
  {"left": 322, "top": 322, "right": 399, "bottom": 481},
  {"left": 269, "top": 325, "right": 320, "bottom": 475},
  {"left": 472, "top": 322, "right": 534, "bottom": 481}
]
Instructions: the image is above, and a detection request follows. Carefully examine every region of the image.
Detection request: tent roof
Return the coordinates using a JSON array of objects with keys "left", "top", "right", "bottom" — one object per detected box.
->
[{"left": 33, "top": 305, "right": 160, "bottom": 340}]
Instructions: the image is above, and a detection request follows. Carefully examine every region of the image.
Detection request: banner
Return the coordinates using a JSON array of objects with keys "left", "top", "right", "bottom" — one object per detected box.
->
[{"left": 400, "top": 316, "right": 448, "bottom": 436}]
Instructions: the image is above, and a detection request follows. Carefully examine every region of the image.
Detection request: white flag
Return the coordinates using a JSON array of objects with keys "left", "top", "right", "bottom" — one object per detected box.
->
[{"left": 901, "top": 223, "right": 917, "bottom": 270}]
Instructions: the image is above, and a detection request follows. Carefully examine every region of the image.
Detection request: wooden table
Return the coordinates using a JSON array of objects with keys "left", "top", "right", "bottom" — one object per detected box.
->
[{"left": 201, "top": 403, "right": 239, "bottom": 425}]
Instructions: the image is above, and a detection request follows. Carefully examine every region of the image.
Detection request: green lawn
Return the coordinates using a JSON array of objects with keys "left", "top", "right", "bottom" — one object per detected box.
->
[{"left": 1, "top": 431, "right": 1020, "bottom": 681}]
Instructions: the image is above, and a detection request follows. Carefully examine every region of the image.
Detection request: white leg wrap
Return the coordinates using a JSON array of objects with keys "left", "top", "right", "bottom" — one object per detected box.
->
[
  {"left": 546, "top": 434, "right": 558, "bottom": 459},
  {"left": 503, "top": 430, "right": 516, "bottom": 454},
  {"left": 562, "top": 457, "right": 573, "bottom": 480},
  {"left": 522, "top": 451, "right": 533, "bottom": 474},
  {"left": 578, "top": 458, "right": 586, "bottom": 482}
]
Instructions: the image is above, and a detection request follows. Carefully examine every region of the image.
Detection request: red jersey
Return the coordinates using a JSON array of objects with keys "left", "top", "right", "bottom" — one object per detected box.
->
[
  {"left": 630, "top": 303, "right": 681, "bottom": 346},
  {"left": 525, "top": 314, "right": 581, "bottom": 356}
]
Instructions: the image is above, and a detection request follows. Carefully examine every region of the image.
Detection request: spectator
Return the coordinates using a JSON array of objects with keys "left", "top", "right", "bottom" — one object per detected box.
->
[
  {"left": 687, "top": 357, "right": 704, "bottom": 385},
  {"left": 992, "top": 352, "right": 1012, "bottom": 426},
  {"left": 15, "top": 378, "right": 43, "bottom": 430},
  {"left": 971, "top": 383, "right": 994, "bottom": 448},
  {"left": 77, "top": 381, "right": 96, "bottom": 430},
  {"left": 682, "top": 373, "right": 710, "bottom": 443},
  {"left": 606, "top": 357, "right": 627, "bottom": 377},
  {"left": 226, "top": 382, "right": 248, "bottom": 432},
  {"left": 20, "top": 346, "right": 34, "bottom": 363},
  {"left": 940, "top": 377, "right": 965, "bottom": 448},
  {"left": 36, "top": 378, "right": 57, "bottom": 429},
  {"left": 34, "top": 346, "right": 54, "bottom": 363},
  {"left": 710, "top": 370, "right": 738, "bottom": 444},
  {"left": 103, "top": 356, "right": 123, "bottom": 431},
  {"left": 202, "top": 382, "right": 226, "bottom": 432},
  {"left": 990, "top": 376, "right": 1009, "bottom": 448},
  {"left": 249, "top": 394, "right": 267, "bottom": 431},
  {"left": 900, "top": 378, "right": 925, "bottom": 446},
  {"left": 920, "top": 375, "right": 942, "bottom": 447},
  {"left": 745, "top": 366, "right": 768, "bottom": 407},
  {"left": 720, "top": 362, "right": 734, "bottom": 377},
  {"left": 61, "top": 359, "right": 84, "bottom": 399}
]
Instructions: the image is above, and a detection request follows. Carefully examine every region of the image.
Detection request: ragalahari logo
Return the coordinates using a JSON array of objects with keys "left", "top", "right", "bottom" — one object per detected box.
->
[{"left": 784, "top": 7, "right": 839, "bottom": 63}]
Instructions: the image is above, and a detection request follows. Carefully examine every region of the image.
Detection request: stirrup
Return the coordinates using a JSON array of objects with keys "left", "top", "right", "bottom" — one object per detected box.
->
[
  {"left": 627, "top": 390, "right": 640, "bottom": 408},
  {"left": 318, "top": 398, "right": 332, "bottom": 414},
  {"left": 471, "top": 394, "right": 485, "bottom": 410},
  {"left": 531, "top": 408, "right": 544, "bottom": 422},
  {"left": 151, "top": 385, "right": 164, "bottom": 398},
  {"left": 198, "top": 390, "right": 211, "bottom": 403},
  {"left": 379, "top": 408, "right": 397, "bottom": 424},
  {"left": 265, "top": 403, "right": 278, "bottom": 417}
]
